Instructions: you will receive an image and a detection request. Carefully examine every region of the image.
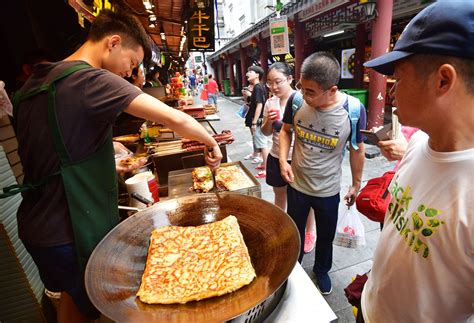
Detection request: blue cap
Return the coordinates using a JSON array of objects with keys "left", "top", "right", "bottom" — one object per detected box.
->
[{"left": 364, "top": 1, "right": 474, "bottom": 75}]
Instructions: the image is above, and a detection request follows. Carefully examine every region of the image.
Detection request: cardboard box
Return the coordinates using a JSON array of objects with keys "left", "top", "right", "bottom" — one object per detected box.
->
[{"left": 183, "top": 107, "right": 206, "bottom": 119}]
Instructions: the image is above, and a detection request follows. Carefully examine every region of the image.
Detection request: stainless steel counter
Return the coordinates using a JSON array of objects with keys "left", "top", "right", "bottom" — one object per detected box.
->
[{"left": 265, "top": 263, "right": 338, "bottom": 322}]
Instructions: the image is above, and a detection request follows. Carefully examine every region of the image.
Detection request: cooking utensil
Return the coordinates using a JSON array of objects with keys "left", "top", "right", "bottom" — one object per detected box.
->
[
  {"left": 130, "top": 192, "right": 154, "bottom": 205},
  {"left": 85, "top": 193, "right": 300, "bottom": 322}
]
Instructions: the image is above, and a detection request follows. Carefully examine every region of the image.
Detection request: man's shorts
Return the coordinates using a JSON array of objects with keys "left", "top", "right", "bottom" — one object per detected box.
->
[
  {"left": 253, "top": 125, "right": 268, "bottom": 149},
  {"left": 24, "top": 243, "right": 100, "bottom": 319},
  {"left": 208, "top": 93, "right": 217, "bottom": 105},
  {"left": 266, "top": 154, "right": 290, "bottom": 187}
]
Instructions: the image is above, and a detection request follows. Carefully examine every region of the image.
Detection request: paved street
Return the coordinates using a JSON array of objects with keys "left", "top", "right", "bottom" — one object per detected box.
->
[{"left": 202, "top": 94, "right": 396, "bottom": 322}]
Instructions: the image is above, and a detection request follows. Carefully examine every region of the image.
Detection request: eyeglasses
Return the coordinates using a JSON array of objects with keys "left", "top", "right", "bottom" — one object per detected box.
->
[
  {"left": 266, "top": 78, "right": 288, "bottom": 88},
  {"left": 295, "top": 81, "right": 331, "bottom": 100}
]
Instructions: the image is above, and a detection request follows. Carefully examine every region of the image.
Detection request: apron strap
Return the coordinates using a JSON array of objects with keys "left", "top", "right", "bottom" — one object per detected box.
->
[
  {"left": 47, "top": 63, "right": 92, "bottom": 165},
  {"left": 1, "top": 63, "right": 93, "bottom": 199},
  {"left": 0, "top": 170, "right": 61, "bottom": 198}
]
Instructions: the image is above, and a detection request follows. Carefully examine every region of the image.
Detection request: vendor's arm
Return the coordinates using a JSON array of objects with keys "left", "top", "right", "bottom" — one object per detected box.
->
[
  {"left": 344, "top": 143, "right": 365, "bottom": 206},
  {"left": 125, "top": 93, "right": 222, "bottom": 168}
]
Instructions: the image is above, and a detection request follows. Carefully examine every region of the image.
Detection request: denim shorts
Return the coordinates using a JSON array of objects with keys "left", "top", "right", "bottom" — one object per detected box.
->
[
  {"left": 208, "top": 93, "right": 217, "bottom": 105},
  {"left": 24, "top": 243, "right": 100, "bottom": 319},
  {"left": 253, "top": 125, "right": 268, "bottom": 149},
  {"left": 266, "top": 154, "right": 290, "bottom": 187}
]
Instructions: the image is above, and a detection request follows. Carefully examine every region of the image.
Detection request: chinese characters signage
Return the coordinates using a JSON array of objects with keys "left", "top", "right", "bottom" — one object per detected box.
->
[
  {"left": 187, "top": 0, "right": 215, "bottom": 52},
  {"left": 299, "top": 0, "right": 349, "bottom": 22}
]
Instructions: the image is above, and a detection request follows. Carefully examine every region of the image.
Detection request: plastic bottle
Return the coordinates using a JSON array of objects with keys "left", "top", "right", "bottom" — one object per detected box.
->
[{"left": 143, "top": 123, "right": 151, "bottom": 144}]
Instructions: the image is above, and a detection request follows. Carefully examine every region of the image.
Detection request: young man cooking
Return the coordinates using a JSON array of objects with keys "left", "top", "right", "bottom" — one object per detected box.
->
[
  {"left": 9, "top": 9, "right": 222, "bottom": 322},
  {"left": 279, "top": 52, "right": 366, "bottom": 295},
  {"left": 360, "top": 1, "right": 473, "bottom": 322}
]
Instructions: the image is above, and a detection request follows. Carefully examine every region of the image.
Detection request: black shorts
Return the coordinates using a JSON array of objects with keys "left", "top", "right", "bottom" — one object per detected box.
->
[
  {"left": 266, "top": 154, "right": 290, "bottom": 187},
  {"left": 24, "top": 243, "right": 100, "bottom": 319}
]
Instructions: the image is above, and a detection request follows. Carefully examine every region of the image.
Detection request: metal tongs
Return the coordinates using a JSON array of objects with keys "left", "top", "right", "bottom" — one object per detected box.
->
[{"left": 118, "top": 192, "right": 154, "bottom": 213}]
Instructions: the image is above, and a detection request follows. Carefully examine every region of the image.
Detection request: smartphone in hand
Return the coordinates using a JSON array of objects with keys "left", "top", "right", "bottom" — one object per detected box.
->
[{"left": 361, "top": 123, "right": 392, "bottom": 145}]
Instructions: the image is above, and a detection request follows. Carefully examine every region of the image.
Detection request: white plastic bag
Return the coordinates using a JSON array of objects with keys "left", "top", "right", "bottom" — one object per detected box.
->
[
  {"left": 236, "top": 104, "right": 249, "bottom": 118},
  {"left": 334, "top": 206, "right": 366, "bottom": 249}
]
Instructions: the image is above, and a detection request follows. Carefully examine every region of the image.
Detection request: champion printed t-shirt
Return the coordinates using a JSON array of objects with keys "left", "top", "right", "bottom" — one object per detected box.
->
[{"left": 282, "top": 93, "right": 365, "bottom": 197}]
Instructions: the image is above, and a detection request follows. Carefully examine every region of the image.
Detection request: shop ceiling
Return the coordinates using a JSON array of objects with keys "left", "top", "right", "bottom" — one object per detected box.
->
[{"left": 116, "top": 0, "right": 189, "bottom": 60}]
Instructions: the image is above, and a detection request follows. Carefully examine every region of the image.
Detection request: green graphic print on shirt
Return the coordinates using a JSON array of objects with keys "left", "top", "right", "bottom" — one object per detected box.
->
[{"left": 387, "top": 181, "right": 445, "bottom": 259}]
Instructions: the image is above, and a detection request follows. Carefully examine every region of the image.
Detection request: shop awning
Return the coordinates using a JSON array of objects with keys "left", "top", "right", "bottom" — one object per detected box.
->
[{"left": 115, "top": 0, "right": 189, "bottom": 62}]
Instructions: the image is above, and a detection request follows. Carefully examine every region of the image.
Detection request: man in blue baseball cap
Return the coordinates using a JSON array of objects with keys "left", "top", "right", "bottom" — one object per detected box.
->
[{"left": 359, "top": 1, "right": 474, "bottom": 322}]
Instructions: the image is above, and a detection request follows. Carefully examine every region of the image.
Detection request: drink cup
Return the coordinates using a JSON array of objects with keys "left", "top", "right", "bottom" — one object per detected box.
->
[
  {"left": 267, "top": 97, "right": 281, "bottom": 120},
  {"left": 271, "top": 107, "right": 281, "bottom": 120},
  {"left": 125, "top": 172, "right": 154, "bottom": 207},
  {"left": 147, "top": 177, "right": 159, "bottom": 202}
]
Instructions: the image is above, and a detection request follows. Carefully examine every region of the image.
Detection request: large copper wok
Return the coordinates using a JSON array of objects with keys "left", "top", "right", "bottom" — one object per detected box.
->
[{"left": 85, "top": 193, "right": 300, "bottom": 322}]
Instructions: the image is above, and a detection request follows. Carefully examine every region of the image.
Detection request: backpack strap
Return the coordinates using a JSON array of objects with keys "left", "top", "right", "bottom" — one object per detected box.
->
[
  {"left": 291, "top": 91, "right": 304, "bottom": 123},
  {"left": 346, "top": 95, "right": 361, "bottom": 151}
]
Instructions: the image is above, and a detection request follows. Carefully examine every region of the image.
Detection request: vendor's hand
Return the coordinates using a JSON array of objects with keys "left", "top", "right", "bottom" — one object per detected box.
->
[
  {"left": 205, "top": 144, "right": 222, "bottom": 170},
  {"left": 113, "top": 141, "right": 130, "bottom": 157},
  {"left": 343, "top": 185, "right": 359, "bottom": 206},
  {"left": 251, "top": 124, "right": 257, "bottom": 131},
  {"left": 115, "top": 157, "right": 147, "bottom": 176},
  {"left": 378, "top": 136, "right": 408, "bottom": 161},
  {"left": 279, "top": 160, "right": 294, "bottom": 183}
]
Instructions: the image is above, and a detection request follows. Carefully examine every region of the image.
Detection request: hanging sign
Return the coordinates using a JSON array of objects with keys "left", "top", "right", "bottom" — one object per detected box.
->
[
  {"left": 269, "top": 16, "right": 289, "bottom": 56},
  {"left": 187, "top": 0, "right": 215, "bottom": 52},
  {"left": 341, "top": 48, "right": 355, "bottom": 79},
  {"left": 299, "top": 0, "right": 349, "bottom": 22}
]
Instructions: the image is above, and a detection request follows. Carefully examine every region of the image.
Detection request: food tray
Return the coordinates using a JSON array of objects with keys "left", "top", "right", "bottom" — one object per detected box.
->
[{"left": 168, "top": 161, "right": 261, "bottom": 198}]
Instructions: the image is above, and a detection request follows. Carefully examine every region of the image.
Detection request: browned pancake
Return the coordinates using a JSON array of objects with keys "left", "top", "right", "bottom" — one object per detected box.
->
[
  {"left": 215, "top": 165, "right": 253, "bottom": 191},
  {"left": 136, "top": 216, "right": 256, "bottom": 304},
  {"left": 192, "top": 166, "right": 214, "bottom": 192}
]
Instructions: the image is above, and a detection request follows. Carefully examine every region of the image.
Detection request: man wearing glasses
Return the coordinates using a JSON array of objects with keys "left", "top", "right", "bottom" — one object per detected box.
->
[{"left": 279, "top": 51, "right": 366, "bottom": 295}]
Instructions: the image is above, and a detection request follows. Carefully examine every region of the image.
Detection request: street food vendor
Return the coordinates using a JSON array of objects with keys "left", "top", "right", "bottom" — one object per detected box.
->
[{"left": 3, "top": 9, "right": 222, "bottom": 322}]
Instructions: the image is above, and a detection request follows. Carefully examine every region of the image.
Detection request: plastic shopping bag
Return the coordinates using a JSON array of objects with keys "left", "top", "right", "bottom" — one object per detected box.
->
[
  {"left": 200, "top": 88, "right": 208, "bottom": 101},
  {"left": 334, "top": 206, "right": 366, "bottom": 249},
  {"left": 236, "top": 104, "right": 249, "bottom": 118}
]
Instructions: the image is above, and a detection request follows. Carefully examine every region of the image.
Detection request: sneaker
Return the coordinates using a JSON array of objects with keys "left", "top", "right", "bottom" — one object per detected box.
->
[
  {"left": 251, "top": 157, "right": 263, "bottom": 164},
  {"left": 244, "top": 154, "right": 256, "bottom": 160},
  {"left": 316, "top": 274, "right": 332, "bottom": 295},
  {"left": 255, "top": 163, "right": 265, "bottom": 170},
  {"left": 304, "top": 231, "right": 316, "bottom": 253},
  {"left": 255, "top": 171, "right": 266, "bottom": 179}
]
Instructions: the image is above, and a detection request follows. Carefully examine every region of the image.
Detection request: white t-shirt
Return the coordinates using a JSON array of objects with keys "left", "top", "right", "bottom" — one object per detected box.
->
[
  {"left": 263, "top": 93, "right": 295, "bottom": 159},
  {"left": 361, "top": 131, "right": 474, "bottom": 323}
]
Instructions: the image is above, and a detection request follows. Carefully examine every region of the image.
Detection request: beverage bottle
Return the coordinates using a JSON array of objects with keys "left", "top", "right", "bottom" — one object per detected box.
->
[{"left": 143, "top": 123, "right": 151, "bottom": 144}]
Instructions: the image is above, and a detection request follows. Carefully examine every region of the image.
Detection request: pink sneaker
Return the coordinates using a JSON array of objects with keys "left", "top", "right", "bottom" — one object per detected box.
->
[
  {"left": 251, "top": 157, "right": 263, "bottom": 164},
  {"left": 304, "top": 231, "right": 316, "bottom": 253},
  {"left": 255, "top": 163, "right": 265, "bottom": 170},
  {"left": 255, "top": 171, "right": 266, "bottom": 179}
]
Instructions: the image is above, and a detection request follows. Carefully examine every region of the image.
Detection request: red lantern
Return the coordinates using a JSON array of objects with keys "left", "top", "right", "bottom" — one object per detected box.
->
[{"left": 250, "top": 37, "right": 258, "bottom": 48}]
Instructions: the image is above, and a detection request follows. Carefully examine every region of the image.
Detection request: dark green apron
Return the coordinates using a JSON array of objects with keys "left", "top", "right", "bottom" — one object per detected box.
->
[{"left": 1, "top": 63, "right": 119, "bottom": 271}]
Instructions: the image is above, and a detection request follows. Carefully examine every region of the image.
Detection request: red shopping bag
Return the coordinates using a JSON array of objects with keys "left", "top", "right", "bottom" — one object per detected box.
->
[
  {"left": 356, "top": 171, "right": 395, "bottom": 222},
  {"left": 200, "top": 88, "right": 208, "bottom": 101}
]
